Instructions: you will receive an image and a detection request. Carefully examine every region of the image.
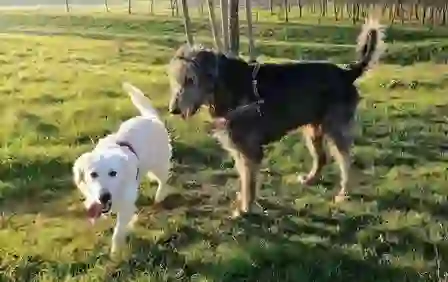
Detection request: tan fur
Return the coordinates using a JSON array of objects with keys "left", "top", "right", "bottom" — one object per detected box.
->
[
  {"left": 298, "top": 124, "right": 326, "bottom": 185},
  {"left": 213, "top": 129, "right": 259, "bottom": 216}
]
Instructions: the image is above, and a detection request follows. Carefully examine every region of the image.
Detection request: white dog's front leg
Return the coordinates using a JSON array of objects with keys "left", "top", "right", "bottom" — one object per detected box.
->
[{"left": 111, "top": 207, "right": 135, "bottom": 254}]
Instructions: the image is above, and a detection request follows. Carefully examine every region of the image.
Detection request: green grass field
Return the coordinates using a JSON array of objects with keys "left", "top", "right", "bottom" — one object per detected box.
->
[{"left": 0, "top": 9, "right": 447, "bottom": 282}]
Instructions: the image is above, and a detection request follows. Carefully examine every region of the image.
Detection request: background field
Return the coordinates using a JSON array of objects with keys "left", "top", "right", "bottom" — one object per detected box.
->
[{"left": 0, "top": 6, "right": 447, "bottom": 282}]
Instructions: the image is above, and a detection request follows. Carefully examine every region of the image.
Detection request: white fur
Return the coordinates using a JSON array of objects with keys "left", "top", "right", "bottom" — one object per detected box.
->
[
  {"left": 357, "top": 18, "right": 387, "bottom": 70},
  {"left": 73, "top": 82, "right": 173, "bottom": 254}
]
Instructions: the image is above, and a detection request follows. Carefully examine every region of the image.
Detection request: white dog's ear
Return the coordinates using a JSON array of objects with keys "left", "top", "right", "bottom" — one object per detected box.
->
[{"left": 73, "top": 153, "right": 90, "bottom": 188}]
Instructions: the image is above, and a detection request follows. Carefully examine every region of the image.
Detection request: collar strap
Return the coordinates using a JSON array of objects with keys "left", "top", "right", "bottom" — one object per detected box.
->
[
  {"left": 117, "top": 141, "right": 139, "bottom": 180},
  {"left": 249, "top": 62, "right": 263, "bottom": 116}
]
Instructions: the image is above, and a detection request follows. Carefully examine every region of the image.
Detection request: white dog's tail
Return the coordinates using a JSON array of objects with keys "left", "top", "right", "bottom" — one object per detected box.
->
[{"left": 122, "top": 82, "right": 160, "bottom": 118}]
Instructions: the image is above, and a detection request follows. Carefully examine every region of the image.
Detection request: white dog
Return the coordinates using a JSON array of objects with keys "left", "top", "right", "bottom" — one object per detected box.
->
[{"left": 72, "top": 82, "right": 173, "bottom": 254}]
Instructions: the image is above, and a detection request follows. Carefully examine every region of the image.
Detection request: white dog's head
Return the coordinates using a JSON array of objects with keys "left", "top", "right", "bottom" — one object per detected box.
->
[{"left": 73, "top": 148, "right": 138, "bottom": 224}]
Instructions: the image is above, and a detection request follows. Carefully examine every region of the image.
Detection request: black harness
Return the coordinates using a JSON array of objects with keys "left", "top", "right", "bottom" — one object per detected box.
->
[{"left": 117, "top": 141, "right": 139, "bottom": 180}]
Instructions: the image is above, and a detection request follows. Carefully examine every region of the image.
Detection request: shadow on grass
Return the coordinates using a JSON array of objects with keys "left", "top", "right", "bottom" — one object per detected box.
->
[
  {"left": 138, "top": 205, "right": 439, "bottom": 281},
  {"left": 0, "top": 157, "right": 74, "bottom": 213},
  {"left": 355, "top": 106, "right": 447, "bottom": 167},
  {"left": 0, "top": 138, "right": 229, "bottom": 217},
  {"left": 0, "top": 199, "right": 443, "bottom": 281}
]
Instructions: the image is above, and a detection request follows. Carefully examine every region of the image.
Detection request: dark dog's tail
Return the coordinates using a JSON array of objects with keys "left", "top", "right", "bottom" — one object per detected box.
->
[{"left": 346, "top": 18, "right": 386, "bottom": 82}]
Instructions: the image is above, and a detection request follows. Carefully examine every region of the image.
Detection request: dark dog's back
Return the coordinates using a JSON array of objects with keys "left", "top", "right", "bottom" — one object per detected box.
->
[{"left": 222, "top": 62, "right": 359, "bottom": 147}]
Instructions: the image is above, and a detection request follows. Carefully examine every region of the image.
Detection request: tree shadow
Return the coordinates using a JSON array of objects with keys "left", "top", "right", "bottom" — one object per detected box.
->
[{"left": 3, "top": 13, "right": 447, "bottom": 66}]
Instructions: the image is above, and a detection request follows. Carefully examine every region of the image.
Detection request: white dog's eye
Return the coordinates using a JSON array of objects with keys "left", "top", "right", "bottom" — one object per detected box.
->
[
  {"left": 108, "top": 170, "right": 117, "bottom": 177},
  {"left": 90, "top": 172, "right": 99, "bottom": 179}
]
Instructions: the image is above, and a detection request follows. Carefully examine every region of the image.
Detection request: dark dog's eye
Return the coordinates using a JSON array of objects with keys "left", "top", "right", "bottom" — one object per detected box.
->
[
  {"left": 108, "top": 170, "right": 117, "bottom": 177},
  {"left": 90, "top": 172, "right": 98, "bottom": 179}
]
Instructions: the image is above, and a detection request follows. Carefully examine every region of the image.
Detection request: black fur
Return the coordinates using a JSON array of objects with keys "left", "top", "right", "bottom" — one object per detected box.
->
[{"left": 212, "top": 28, "right": 380, "bottom": 162}]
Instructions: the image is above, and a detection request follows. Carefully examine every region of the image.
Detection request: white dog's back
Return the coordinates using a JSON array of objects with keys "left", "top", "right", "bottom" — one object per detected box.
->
[{"left": 97, "top": 83, "right": 172, "bottom": 176}]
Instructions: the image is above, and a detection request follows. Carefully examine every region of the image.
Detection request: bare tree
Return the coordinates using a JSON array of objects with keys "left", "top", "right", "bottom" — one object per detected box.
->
[
  {"left": 65, "top": 0, "right": 70, "bottom": 12},
  {"left": 245, "top": 0, "right": 256, "bottom": 62},
  {"left": 150, "top": 0, "right": 155, "bottom": 14},
  {"left": 283, "top": 0, "right": 289, "bottom": 22},
  {"left": 207, "top": 0, "right": 223, "bottom": 51},
  {"left": 128, "top": 0, "right": 132, "bottom": 14},
  {"left": 229, "top": 0, "right": 240, "bottom": 56},
  {"left": 104, "top": 0, "right": 109, "bottom": 12},
  {"left": 220, "top": 0, "right": 230, "bottom": 53},
  {"left": 181, "top": 0, "right": 194, "bottom": 46}
]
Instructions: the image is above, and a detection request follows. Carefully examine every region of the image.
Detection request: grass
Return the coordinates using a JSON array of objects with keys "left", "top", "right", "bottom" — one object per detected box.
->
[{"left": 0, "top": 8, "right": 447, "bottom": 282}]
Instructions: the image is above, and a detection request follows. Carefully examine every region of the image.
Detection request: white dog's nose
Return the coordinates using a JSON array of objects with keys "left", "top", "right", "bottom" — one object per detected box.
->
[{"left": 99, "top": 192, "right": 111, "bottom": 205}]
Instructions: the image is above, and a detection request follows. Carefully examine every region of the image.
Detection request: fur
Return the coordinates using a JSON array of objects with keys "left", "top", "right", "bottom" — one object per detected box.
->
[
  {"left": 73, "top": 82, "right": 173, "bottom": 253},
  {"left": 168, "top": 19, "right": 386, "bottom": 217}
]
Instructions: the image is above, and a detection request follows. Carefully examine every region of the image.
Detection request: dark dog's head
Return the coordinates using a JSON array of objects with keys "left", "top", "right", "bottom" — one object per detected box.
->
[{"left": 167, "top": 44, "right": 218, "bottom": 119}]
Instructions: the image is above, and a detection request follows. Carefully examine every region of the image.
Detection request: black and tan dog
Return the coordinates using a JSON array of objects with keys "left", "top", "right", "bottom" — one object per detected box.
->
[{"left": 168, "top": 19, "right": 386, "bottom": 217}]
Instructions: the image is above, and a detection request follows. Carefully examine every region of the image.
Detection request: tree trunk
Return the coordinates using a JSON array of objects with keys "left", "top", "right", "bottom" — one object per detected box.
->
[
  {"left": 422, "top": 5, "right": 427, "bottom": 24},
  {"left": 443, "top": 5, "right": 447, "bottom": 25},
  {"left": 220, "top": 0, "right": 230, "bottom": 53},
  {"left": 334, "top": 1, "right": 339, "bottom": 20},
  {"left": 207, "top": 0, "right": 223, "bottom": 51},
  {"left": 320, "top": 0, "right": 326, "bottom": 17},
  {"left": 128, "top": 0, "right": 132, "bottom": 14},
  {"left": 245, "top": 0, "right": 256, "bottom": 62},
  {"left": 298, "top": 0, "right": 302, "bottom": 17},
  {"left": 414, "top": 3, "right": 419, "bottom": 20},
  {"left": 284, "top": 0, "right": 289, "bottom": 22},
  {"left": 269, "top": 0, "right": 274, "bottom": 15},
  {"left": 104, "top": 0, "right": 109, "bottom": 12},
  {"left": 175, "top": 0, "right": 179, "bottom": 16},
  {"left": 352, "top": 3, "right": 356, "bottom": 24},
  {"left": 150, "top": 0, "right": 155, "bottom": 14},
  {"left": 229, "top": 0, "right": 240, "bottom": 57},
  {"left": 429, "top": 6, "right": 435, "bottom": 26},
  {"left": 181, "top": 0, "right": 194, "bottom": 46},
  {"left": 199, "top": 1, "right": 204, "bottom": 16},
  {"left": 65, "top": 0, "right": 70, "bottom": 12}
]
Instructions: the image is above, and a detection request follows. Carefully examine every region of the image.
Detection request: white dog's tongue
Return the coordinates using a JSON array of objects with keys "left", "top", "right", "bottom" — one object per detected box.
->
[{"left": 87, "top": 203, "right": 102, "bottom": 225}]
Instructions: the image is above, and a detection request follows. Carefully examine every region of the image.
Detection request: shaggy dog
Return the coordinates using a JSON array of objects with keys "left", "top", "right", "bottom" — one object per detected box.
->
[
  {"left": 167, "top": 19, "right": 386, "bottom": 217},
  {"left": 72, "top": 82, "right": 173, "bottom": 253}
]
